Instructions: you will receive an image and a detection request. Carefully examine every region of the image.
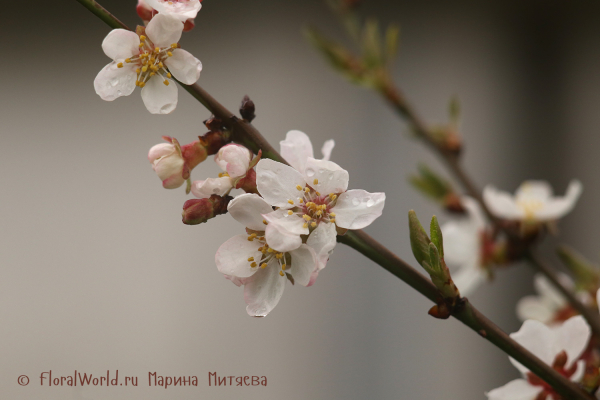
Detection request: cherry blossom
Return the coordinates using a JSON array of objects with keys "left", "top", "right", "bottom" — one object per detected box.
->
[
  {"left": 486, "top": 316, "right": 590, "bottom": 400},
  {"left": 191, "top": 144, "right": 253, "bottom": 199},
  {"left": 441, "top": 197, "right": 494, "bottom": 296},
  {"left": 279, "top": 130, "right": 335, "bottom": 175},
  {"left": 483, "top": 180, "right": 582, "bottom": 222},
  {"left": 94, "top": 13, "right": 202, "bottom": 114},
  {"left": 148, "top": 136, "right": 207, "bottom": 189},
  {"left": 215, "top": 193, "right": 317, "bottom": 317},
  {"left": 255, "top": 149, "right": 384, "bottom": 263},
  {"left": 516, "top": 274, "right": 582, "bottom": 325}
]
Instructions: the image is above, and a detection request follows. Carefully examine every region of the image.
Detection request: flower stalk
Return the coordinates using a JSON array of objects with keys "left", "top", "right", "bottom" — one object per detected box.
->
[{"left": 75, "top": 1, "right": 595, "bottom": 397}]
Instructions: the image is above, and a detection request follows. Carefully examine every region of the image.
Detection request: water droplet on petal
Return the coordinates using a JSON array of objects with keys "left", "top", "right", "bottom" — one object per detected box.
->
[
  {"left": 306, "top": 168, "right": 315, "bottom": 177},
  {"left": 352, "top": 198, "right": 360, "bottom": 206},
  {"left": 366, "top": 199, "right": 375, "bottom": 207}
]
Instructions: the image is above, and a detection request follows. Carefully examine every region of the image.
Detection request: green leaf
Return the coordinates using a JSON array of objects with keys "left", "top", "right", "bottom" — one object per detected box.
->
[
  {"left": 384, "top": 24, "right": 400, "bottom": 65},
  {"left": 361, "top": 19, "right": 383, "bottom": 69},
  {"left": 408, "top": 164, "right": 452, "bottom": 202},
  {"left": 430, "top": 216, "right": 444, "bottom": 260},
  {"left": 428, "top": 243, "right": 441, "bottom": 275},
  {"left": 408, "top": 210, "right": 431, "bottom": 267},
  {"left": 557, "top": 245, "right": 600, "bottom": 290}
]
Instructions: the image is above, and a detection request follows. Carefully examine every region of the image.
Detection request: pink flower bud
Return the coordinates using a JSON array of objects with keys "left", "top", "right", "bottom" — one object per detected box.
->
[
  {"left": 148, "top": 137, "right": 207, "bottom": 189},
  {"left": 182, "top": 195, "right": 232, "bottom": 225},
  {"left": 215, "top": 144, "right": 252, "bottom": 178},
  {"left": 136, "top": 0, "right": 154, "bottom": 23}
]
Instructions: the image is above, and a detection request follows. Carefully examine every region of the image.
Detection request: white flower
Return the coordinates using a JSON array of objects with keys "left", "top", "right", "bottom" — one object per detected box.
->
[
  {"left": 486, "top": 315, "right": 590, "bottom": 400},
  {"left": 255, "top": 131, "right": 384, "bottom": 266},
  {"left": 483, "top": 180, "right": 582, "bottom": 222},
  {"left": 144, "top": 0, "right": 201, "bottom": 22},
  {"left": 516, "top": 274, "right": 578, "bottom": 325},
  {"left": 442, "top": 197, "right": 491, "bottom": 296},
  {"left": 94, "top": 13, "right": 202, "bottom": 114},
  {"left": 191, "top": 144, "right": 253, "bottom": 198},
  {"left": 215, "top": 193, "right": 317, "bottom": 317}
]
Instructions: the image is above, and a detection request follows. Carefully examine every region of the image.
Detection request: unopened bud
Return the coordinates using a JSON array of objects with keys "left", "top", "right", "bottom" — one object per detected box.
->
[
  {"left": 182, "top": 195, "right": 232, "bottom": 225},
  {"left": 239, "top": 95, "right": 256, "bottom": 122},
  {"left": 136, "top": 0, "right": 154, "bottom": 23},
  {"left": 148, "top": 137, "right": 207, "bottom": 189},
  {"left": 183, "top": 18, "right": 195, "bottom": 32}
]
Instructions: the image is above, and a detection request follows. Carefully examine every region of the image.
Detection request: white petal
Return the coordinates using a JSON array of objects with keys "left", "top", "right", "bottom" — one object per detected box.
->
[
  {"left": 279, "top": 130, "right": 314, "bottom": 174},
  {"left": 571, "top": 360, "right": 586, "bottom": 383},
  {"left": 191, "top": 177, "right": 232, "bottom": 198},
  {"left": 141, "top": 76, "right": 178, "bottom": 114},
  {"left": 227, "top": 193, "right": 273, "bottom": 231},
  {"left": 534, "top": 273, "right": 568, "bottom": 310},
  {"left": 516, "top": 296, "right": 555, "bottom": 324},
  {"left": 101, "top": 29, "right": 139, "bottom": 60},
  {"left": 256, "top": 159, "right": 306, "bottom": 208},
  {"left": 333, "top": 189, "right": 385, "bottom": 230},
  {"left": 94, "top": 62, "right": 137, "bottom": 101},
  {"left": 145, "top": 13, "right": 183, "bottom": 48},
  {"left": 534, "top": 180, "right": 583, "bottom": 220},
  {"left": 288, "top": 245, "right": 317, "bottom": 286},
  {"left": 554, "top": 315, "right": 591, "bottom": 369},
  {"left": 515, "top": 181, "right": 554, "bottom": 203},
  {"left": 263, "top": 209, "right": 308, "bottom": 252},
  {"left": 244, "top": 260, "right": 286, "bottom": 317},
  {"left": 148, "top": 142, "right": 175, "bottom": 161},
  {"left": 306, "top": 222, "right": 337, "bottom": 271},
  {"left": 304, "top": 157, "right": 349, "bottom": 195},
  {"left": 321, "top": 140, "right": 335, "bottom": 161},
  {"left": 485, "top": 379, "right": 543, "bottom": 400},
  {"left": 145, "top": 0, "right": 201, "bottom": 21},
  {"left": 509, "top": 319, "right": 555, "bottom": 374},
  {"left": 215, "top": 144, "right": 252, "bottom": 178},
  {"left": 461, "top": 196, "right": 487, "bottom": 230},
  {"left": 452, "top": 267, "right": 487, "bottom": 297},
  {"left": 441, "top": 214, "right": 481, "bottom": 268},
  {"left": 215, "top": 235, "right": 262, "bottom": 278},
  {"left": 164, "top": 48, "right": 202, "bottom": 85},
  {"left": 483, "top": 185, "right": 524, "bottom": 220}
]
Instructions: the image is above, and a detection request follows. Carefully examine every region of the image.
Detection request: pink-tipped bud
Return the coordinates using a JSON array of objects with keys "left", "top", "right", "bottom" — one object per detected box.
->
[
  {"left": 182, "top": 195, "right": 232, "bottom": 225},
  {"left": 148, "top": 137, "right": 207, "bottom": 189},
  {"left": 136, "top": 0, "right": 154, "bottom": 23},
  {"left": 183, "top": 19, "right": 195, "bottom": 32},
  {"left": 215, "top": 144, "right": 252, "bottom": 178}
]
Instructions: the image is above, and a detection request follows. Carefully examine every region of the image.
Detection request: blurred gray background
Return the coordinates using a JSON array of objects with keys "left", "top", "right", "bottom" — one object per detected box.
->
[{"left": 1, "top": 0, "right": 599, "bottom": 399}]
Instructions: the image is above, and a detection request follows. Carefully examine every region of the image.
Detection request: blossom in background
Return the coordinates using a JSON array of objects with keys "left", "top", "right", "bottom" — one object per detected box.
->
[
  {"left": 255, "top": 139, "right": 385, "bottom": 263},
  {"left": 483, "top": 180, "right": 582, "bottom": 222},
  {"left": 191, "top": 144, "right": 253, "bottom": 199},
  {"left": 94, "top": 13, "right": 202, "bottom": 114},
  {"left": 441, "top": 197, "right": 493, "bottom": 296},
  {"left": 137, "top": 0, "right": 201, "bottom": 31},
  {"left": 148, "top": 136, "right": 207, "bottom": 189},
  {"left": 215, "top": 193, "right": 317, "bottom": 317},
  {"left": 516, "top": 274, "right": 581, "bottom": 325},
  {"left": 486, "top": 315, "right": 590, "bottom": 400}
]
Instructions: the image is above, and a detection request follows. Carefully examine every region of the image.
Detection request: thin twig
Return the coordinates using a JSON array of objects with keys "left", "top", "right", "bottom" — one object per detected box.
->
[{"left": 74, "top": 1, "right": 594, "bottom": 398}]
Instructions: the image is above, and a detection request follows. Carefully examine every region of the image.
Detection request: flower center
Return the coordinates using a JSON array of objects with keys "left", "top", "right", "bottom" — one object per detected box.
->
[
  {"left": 246, "top": 234, "right": 288, "bottom": 277},
  {"left": 116, "top": 35, "right": 177, "bottom": 88},
  {"left": 288, "top": 182, "right": 338, "bottom": 229},
  {"left": 526, "top": 351, "right": 579, "bottom": 400},
  {"left": 517, "top": 199, "right": 544, "bottom": 219}
]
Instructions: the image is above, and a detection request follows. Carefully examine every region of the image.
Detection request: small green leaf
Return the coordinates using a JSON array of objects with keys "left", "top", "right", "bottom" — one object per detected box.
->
[
  {"left": 361, "top": 19, "right": 383, "bottom": 69},
  {"left": 384, "top": 24, "right": 400, "bottom": 65},
  {"left": 430, "top": 216, "right": 444, "bottom": 260},
  {"left": 557, "top": 245, "right": 600, "bottom": 290},
  {"left": 428, "top": 243, "right": 441, "bottom": 275},
  {"left": 408, "top": 210, "right": 431, "bottom": 267}
]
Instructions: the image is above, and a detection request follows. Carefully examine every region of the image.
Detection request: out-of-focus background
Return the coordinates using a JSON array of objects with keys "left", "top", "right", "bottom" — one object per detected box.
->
[{"left": 1, "top": 0, "right": 599, "bottom": 398}]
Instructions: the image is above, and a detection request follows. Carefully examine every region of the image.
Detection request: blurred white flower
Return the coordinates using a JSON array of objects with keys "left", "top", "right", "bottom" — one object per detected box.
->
[
  {"left": 516, "top": 274, "right": 583, "bottom": 325},
  {"left": 94, "top": 14, "right": 202, "bottom": 114},
  {"left": 442, "top": 197, "right": 491, "bottom": 296},
  {"left": 483, "top": 180, "right": 582, "bottom": 222},
  {"left": 215, "top": 193, "right": 317, "bottom": 317},
  {"left": 191, "top": 144, "right": 253, "bottom": 198},
  {"left": 486, "top": 316, "right": 590, "bottom": 400}
]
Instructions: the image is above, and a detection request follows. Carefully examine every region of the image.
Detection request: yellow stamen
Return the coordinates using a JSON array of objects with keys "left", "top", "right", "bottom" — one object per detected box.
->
[
  {"left": 299, "top": 199, "right": 304, "bottom": 203},
  {"left": 248, "top": 257, "right": 254, "bottom": 262},
  {"left": 171, "top": 43, "right": 178, "bottom": 48},
  {"left": 313, "top": 179, "right": 318, "bottom": 185},
  {"left": 167, "top": 52, "right": 173, "bottom": 57},
  {"left": 142, "top": 66, "right": 148, "bottom": 72},
  {"left": 136, "top": 68, "right": 141, "bottom": 73},
  {"left": 138, "top": 82, "right": 145, "bottom": 88},
  {"left": 155, "top": 47, "right": 160, "bottom": 53},
  {"left": 261, "top": 263, "right": 268, "bottom": 269},
  {"left": 316, "top": 192, "right": 321, "bottom": 196},
  {"left": 267, "top": 248, "right": 274, "bottom": 253},
  {"left": 303, "top": 223, "right": 308, "bottom": 228},
  {"left": 276, "top": 253, "right": 283, "bottom": 259},
  {"left": 304, "top": 187, "right": 310, "bottom": 193},
  {"left": 163, "top": 80, "right": 169, "bottom": 86},
  {"left": 330, "top": 194, "right": 337, "bottom": 201},
  {"left": 262, "top": 219, "right": 268, "bottom": 225},
  {"left": 117, "top": 62, "right": 123, "bottom": 68},
  {"left": 330, "top": 212, "right": 336, "bottom": 217},
  {"left": 279, "top": 271, "right": 285, "bottom": 276},
  {"left": 303, "top": 215, "right": 311, "bottom": 221},
  {"left": 167, "top": 72, "right": 172, "bottom": 78},
  {"left": 330, "top": 218, "right": 336, "bottom": 223},
  {"left": 287, "top": 199, "right": 294, "bottom": 205},
  {"left": 251, "top": 262, "right": 257, "bottom": 268},
  {"left": 125, "top": 58, "right": 131, "bottom": 63},
  {"left": 282, "top": 264, "right": 286, "bottom": 270},
  {"left": 296, "top": 185, "right": 303, "bottom": 191},
  {"left": 287, "top": 210, "right": 293, "bottom": 215},
  {"left": 311, "top": 222, "right": 317, "bottom": 228},
  {"left": 140, "top": 35, "right": 146, "bottom": 41}
]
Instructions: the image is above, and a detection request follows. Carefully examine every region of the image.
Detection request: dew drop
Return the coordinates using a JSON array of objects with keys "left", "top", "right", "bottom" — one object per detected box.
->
[
  {"left": 306, "top": 168, "right": 315, "bottom": 177},
  {"left": 366, "top": 199, "right": 375, "bottom": 207},
  {"left": 352, "top": 198, "right": 360, "bottom": 206}
]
